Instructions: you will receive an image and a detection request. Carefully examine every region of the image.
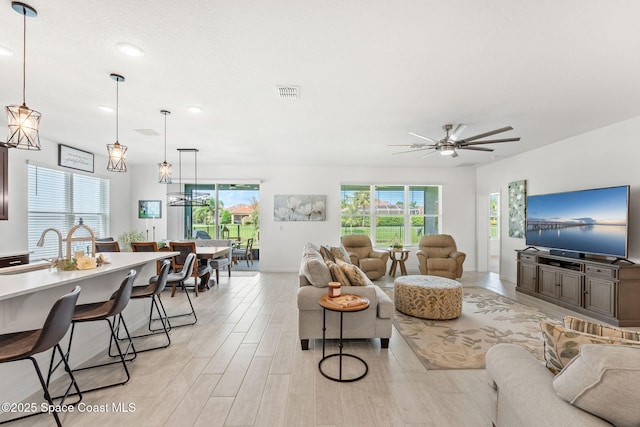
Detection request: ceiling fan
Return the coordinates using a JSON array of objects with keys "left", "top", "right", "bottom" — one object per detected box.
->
[{"left": 390, "top": 124, "right": 520, "bottom": 158}]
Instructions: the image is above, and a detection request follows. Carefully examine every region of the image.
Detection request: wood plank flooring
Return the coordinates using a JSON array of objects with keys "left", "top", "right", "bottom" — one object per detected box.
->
[{"left": 4, "top": 270, "right": 593, "bottom": 426}]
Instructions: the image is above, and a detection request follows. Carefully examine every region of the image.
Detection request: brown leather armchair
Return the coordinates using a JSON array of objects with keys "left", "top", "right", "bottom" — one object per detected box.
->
[
  {"left": 341, "top": 235, "right": 389, "bottom": 280},
  {"left": 416, "top": 234, "right": 466, "bottom": 279}
]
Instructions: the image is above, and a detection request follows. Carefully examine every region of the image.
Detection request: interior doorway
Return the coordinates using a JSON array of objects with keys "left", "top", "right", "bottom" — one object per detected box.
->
[{"left": 489, "top": 192, "right": 500, "bottom": 274}]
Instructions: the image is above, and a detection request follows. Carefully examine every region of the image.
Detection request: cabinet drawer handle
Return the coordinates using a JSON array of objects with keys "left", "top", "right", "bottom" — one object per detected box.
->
[{"left": 9, "top": 260, "right": 22, "bottom": 265}]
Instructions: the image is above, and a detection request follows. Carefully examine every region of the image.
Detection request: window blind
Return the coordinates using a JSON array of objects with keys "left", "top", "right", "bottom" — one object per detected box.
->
[{"left": 28, "top": 164, "right": 110, "bottom": 260}]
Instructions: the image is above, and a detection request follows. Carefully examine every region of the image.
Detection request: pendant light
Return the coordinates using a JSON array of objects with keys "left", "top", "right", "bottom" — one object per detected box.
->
[
  {"left": 167, "top": 148, "right": 208, "bottom": 206},
  {"left": 4, "top": 2, "right": 40, "bottom": 150},
  {"left": 158, "top": 110, "right": 172, "bottom": 183},
  {"left": 106, "top": 73, "right": 127, "bottom": 172}
]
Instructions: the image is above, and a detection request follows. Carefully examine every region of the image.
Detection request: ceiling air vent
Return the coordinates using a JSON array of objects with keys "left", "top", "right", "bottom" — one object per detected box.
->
[
  {"left": 276, "top": 86, "right": 299, "bottom": 100},
  {"left": 134, "top": 129, "right": 159, "bottom": 136}
]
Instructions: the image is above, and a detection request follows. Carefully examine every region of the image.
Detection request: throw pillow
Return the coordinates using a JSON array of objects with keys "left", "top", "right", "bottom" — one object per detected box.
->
[
  {"left": 336, "top": 259, "right": 366, "bottom": 286},
  {"left": 330, "top": 245, "right": 351, "bottom": 264},
  {"left": 540, "top": 321, "right": 640, "bottom": 374},
  {"left": 553, "top": 344, "right": 640, "bottom": 427},
  {"left": 326, "top": 260, "right": 351, "bottom": 287},
  {"left": 564, "top": 315, "right": 640, "bottom": 341},
  {"left": 319, "top": 245, "right": 334, "bottom": 262},
  {"left": 301, "top": 249, "right": 332, "bottom": 288}
]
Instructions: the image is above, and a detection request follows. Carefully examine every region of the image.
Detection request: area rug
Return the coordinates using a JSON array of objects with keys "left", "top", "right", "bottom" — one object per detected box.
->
[{"left": 385, "top": 286, "right": 557, "bottom": 370}]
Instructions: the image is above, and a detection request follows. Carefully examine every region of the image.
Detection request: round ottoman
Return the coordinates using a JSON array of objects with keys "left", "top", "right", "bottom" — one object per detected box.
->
[{"left": 394, "top": 275, "right": 463, "bottom": 320}]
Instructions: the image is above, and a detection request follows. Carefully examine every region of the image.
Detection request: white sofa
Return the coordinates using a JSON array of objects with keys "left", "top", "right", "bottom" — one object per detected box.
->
[
  {"left": 297, "top": 243, "right": 393, "bottom": 350},
  {"left": 486, "top": 344, "right": 613, "bottom": 426}
]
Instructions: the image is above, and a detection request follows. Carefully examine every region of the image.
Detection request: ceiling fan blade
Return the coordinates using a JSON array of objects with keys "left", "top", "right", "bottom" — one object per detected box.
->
[
  {"left": 458, "top": 137, "right": 520, "bottom": 146},
  {"left": 459, "top": 146, "right": 494, "bottom": 152},
  {"left": 450, "top": 124, "right": 467, "bottom": 141},
  {"left": 458, "top": 126, "right": 514, "bottom": 143},
  {"left": 392, "top": 147, "right": 433, "bottom": 155},
  {"left": 419, "top": 149, "right": 437, "bottom": 159},
  {"left": 409, "top": 132, "right": 439, "bottom": 144}
]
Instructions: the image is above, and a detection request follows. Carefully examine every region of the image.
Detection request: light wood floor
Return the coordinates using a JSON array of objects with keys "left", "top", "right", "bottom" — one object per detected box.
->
[{"left": 6, "top": 270, "right": 593, "bottom": 427}]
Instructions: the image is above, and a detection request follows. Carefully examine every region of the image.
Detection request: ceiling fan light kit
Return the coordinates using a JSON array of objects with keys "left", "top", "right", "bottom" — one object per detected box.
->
[{"left": 391, "top": 123, "right": 520, "bottom": 159}]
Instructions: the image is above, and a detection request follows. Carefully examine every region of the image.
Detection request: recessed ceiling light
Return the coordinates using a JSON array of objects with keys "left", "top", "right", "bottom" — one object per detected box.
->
[
  {"left": 116, "top": 42, "right": 145, "bottom": 57},
  {"left": 0, "top": 45, "right": 14, "bottom": 56},
  {"left": 187, "top": 106, "right": 203, "bottom": 113},
  {"left": 98, "top": 105, "right": 114, "bottom": 112}
]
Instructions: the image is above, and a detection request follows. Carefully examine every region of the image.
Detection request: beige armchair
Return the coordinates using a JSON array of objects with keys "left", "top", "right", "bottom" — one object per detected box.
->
[
  {"left": 416, "top": 234, "right": 466, "bottom": 279},
  {"left": 341, "top": 235, "right": 389, "bottom": 280}
]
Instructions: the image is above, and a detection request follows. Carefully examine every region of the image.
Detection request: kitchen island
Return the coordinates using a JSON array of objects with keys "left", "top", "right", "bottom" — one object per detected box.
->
[{"left": 0, "top": 251, "right": 177, "bottom": 406}]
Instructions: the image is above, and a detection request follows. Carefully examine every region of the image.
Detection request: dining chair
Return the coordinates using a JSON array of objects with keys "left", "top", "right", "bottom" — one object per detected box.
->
[
  {"left": 169, "top": 241, "right": 210, "bottom": 297},
  {"left": 0, "top": 286, "right": 82, "bottom": 427},
  {"left": 131, "top": 241, "right": 161, "bottom": 274},
  {"left": 232, "top": 237, "right": 254, "bottom": 267},
  {"left": 95, "top": 240, "right": 120, "bottom": 253}
]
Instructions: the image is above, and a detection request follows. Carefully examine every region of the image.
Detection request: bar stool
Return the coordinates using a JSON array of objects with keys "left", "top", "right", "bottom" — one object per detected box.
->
[
  {"left": 0, "top": 286, "right": 81, "bottom": 427},
  {"left": 116, "top": 260, "right": 172, "bottom": 352},
  {"left": 154, "top": 252, "right": 198, "bottom": 327},
  {"left": 48, "top": 270, "right": 137, "bottom": 395}
]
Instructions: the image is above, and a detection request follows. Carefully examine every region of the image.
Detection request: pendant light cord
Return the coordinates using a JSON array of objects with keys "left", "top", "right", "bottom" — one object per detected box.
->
[
  {"left": 21, "top": 11, "right": 26, "bottom": 106},
  {"left": 115, "top": 79, "right": 119, "bottom": 142},
  {"left": 163, "top": 112, "right": 167, "bottom": 162}
]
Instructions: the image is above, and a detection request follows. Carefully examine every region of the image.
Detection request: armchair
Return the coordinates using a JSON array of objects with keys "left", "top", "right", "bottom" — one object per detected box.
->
[
  {"left": 341, "top": 235, "right": 389, "bottom": 280},
  {"left": 416, "top": 234, "right": 465, "bottom": 279}
]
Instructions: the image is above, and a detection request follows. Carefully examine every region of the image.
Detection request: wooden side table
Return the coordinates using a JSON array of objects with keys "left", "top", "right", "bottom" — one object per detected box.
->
[
  {"left": 318, "top": 294, "right": 370, "bottom": 382},
  {"left": 388, "top": 249, "right": 409, "bottom": 277}
]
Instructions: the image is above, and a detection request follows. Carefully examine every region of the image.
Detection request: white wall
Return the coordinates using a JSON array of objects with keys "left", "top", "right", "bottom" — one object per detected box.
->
[
  {"left": 0, "top": 138, "right": 131, "bottom": 256},
  {"left": 130, "top": 163, "right": 478, "bottom": 273},
  {"left": 476, "top": 115, "right": 640, "bottom": 283}
]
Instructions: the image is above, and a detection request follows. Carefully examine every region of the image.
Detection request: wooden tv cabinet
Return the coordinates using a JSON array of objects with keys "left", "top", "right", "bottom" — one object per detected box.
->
[{"left": 516, "top": 250, "right": 640, "bottom": 326}]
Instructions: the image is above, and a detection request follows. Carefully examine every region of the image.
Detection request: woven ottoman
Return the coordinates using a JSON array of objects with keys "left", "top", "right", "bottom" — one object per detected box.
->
[{"left": 394, "top": 275, "right": 462, "bottom": 320}]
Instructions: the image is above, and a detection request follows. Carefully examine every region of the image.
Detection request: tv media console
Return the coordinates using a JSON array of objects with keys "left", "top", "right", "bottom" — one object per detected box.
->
[{"left": 516, "top": 250, "right": 640, "bottom": 326}]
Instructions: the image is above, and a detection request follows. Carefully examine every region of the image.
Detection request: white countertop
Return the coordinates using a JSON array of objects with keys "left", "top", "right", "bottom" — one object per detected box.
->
[
  {"left": 0, "top": 251, "right": 31, "bottom": 258},
  {"left": 0, "top": 252, "right": 176, "bottom": 301}
]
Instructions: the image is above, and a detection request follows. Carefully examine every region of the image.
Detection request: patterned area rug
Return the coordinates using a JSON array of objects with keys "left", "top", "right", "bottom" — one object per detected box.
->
[{"left": 385, "top": 286, "right": 555, "bottom": 369}]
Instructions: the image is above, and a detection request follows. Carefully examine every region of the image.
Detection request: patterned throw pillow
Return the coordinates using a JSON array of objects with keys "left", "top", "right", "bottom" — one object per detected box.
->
[
  {"left": 319, "top": 245, "right": 334, "bottom": 262},
  {"left": 326, "top": 260, "right": 350, "bottom": 287},
  {"left": 540, "top": 321, "right": 640, "bottom": 374},
  {"left": 330, "top": 245, "right": 351, "bottom": 263},
  {"left": 564, "top": 316, "right": 640, "bottom": 341},
  {"left": 336, "top": 259, "right": 366, "bottom": 286}
]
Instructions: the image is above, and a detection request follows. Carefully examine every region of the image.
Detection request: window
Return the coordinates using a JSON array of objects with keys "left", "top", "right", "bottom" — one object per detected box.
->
[
  {"left": 340, "top": 184, "right": 441, "bottom": 246},
  {"left": 490, "top": 193, "right": 500, "bottom": 239},
  {"left": 28, "top": 164, "right": 110, "bottom": 260},
  {"left": 183, "top": 183, "right": 260, "bottom": 241}
]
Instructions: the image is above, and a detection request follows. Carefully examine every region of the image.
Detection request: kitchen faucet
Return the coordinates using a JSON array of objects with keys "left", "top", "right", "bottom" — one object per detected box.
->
[{"left": 36, "top": 228, "right": 64, "bottom": 260}]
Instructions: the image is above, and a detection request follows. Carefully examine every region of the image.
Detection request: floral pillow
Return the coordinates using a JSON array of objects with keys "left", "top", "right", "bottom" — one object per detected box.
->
[
  {"left": 540, "top": 321, "right": 640, "bottom": 374},
  {"left": 330, "top": 245, "right": 351, "bottom": 263}
]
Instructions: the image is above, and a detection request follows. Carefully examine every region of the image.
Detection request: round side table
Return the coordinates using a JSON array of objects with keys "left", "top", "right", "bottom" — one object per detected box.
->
[
  {"left": 318, "top": 294, "right": 370, "bottom": 382},
  {"left": 388, "top": 249, "right": 409, "bottom": 277}
]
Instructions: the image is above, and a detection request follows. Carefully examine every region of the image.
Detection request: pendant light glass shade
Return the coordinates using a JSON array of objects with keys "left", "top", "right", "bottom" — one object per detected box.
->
[
  {"left": 167, "top": 148, "right": 208, "bottom": 207},
  {"left": 106, "top": 73, "right": 127, "bottom": 172},
  {"left": 158, "top": 110, "right": 172, "bottom": 183},
  {"left": 5, "top": 2, "right": 40, "bottom": 150}
]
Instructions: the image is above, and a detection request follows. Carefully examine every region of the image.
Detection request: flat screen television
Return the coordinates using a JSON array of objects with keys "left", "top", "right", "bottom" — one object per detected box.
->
[{"left": 525, "top": 185, "right": 630, "bottom": 259}]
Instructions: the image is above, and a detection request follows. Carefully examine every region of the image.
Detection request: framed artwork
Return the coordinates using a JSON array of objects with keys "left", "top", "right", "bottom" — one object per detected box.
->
[
  {"left": 274, "top": 194, "right": 326, "bottom": 221},
  {"left": 508, "top": 180, "right": 526, "bottom": 238},
  {"left": 58, "top": 144, "right": 94, "bottom": 173},
  {"left": 138, "top": 200, "right": 162, "bottom": 219}
]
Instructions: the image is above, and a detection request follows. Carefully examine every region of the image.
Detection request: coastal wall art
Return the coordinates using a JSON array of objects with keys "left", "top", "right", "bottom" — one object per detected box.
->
[
  {"left": 274, "top": 194, "right": 326, "bottom": 221},
  {"left": 508, "top": 180, "right": 526, "bottom": 238}
]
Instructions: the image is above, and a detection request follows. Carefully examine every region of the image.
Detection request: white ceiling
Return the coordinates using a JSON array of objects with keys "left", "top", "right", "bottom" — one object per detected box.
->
[{"left": 1, "top": 0, "right": 640, "bottom": 169}]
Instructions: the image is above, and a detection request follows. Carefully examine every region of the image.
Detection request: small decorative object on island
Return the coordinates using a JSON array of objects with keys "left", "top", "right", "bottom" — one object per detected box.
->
[{"left": 328, "top": 281, "right": 341, "bottom": 298}]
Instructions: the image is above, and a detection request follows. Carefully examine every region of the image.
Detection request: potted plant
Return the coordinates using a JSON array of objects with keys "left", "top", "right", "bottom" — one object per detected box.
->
[{"left": 117, "top": 230, "right": 145, "bottom": 251}]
